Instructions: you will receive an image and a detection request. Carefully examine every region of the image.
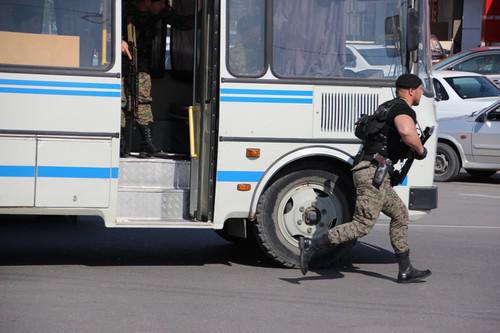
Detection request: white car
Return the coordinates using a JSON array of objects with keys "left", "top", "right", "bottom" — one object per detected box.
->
[
  {"left": 432, "top": 70, "right": 500, "bottom": 119},
  {"left": 345, "top": 44, "right": 401, "bottom": 78},
  {"left": 433, "top": 47, "right": 500, "bottom": 86},
  {"left": 435, "top": 100, "right": 500, "bottom": 182}
]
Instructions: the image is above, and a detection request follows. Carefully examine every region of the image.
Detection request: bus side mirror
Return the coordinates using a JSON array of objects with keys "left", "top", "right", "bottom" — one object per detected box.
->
[
  {"left": 385, "top": 15, "right": 400, "bottom": 58},
  {"left": 407, "top": 8, "right": 419, "bottom": 52}
]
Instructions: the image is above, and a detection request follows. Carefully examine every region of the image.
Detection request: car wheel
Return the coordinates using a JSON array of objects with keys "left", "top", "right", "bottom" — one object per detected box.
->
[
  {"left": 434, "top": 143, "right": 460, "bottom": 182},
  {"left": 254, "top": 168, "right": 355, "bottom": 268},
  {"left": 465, "top": 169, "right": 498, "bottom": 178}
]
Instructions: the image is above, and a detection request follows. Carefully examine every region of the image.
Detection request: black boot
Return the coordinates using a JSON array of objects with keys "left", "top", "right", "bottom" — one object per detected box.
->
[
  {"left": 120, "top": 128, "right": 130, "bottom": 158},
  {"left": 396, "top": 251, "right": 432, "bottom": 283},
  {"left": 137, "top": 123, "right": 166, "bottom": 158},
  {"left": 299, "top": 233, "right": 331, "bottom": 275}
]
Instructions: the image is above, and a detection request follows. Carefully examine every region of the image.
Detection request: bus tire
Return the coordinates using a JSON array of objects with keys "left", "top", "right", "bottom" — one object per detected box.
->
[
  {"left": 254, "top": 168, "right": 355, "bottom": 268},
  {"left": 434, "top": 142, "right": 460, "bottom": 182}
]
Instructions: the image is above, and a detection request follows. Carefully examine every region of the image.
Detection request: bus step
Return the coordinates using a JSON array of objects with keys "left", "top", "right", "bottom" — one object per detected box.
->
[
  {"left": 118, "top": 158, "right": 190, "bottom": 189},
  {"left": 117, "top": 187, "right": 189, "bottom": 220}
]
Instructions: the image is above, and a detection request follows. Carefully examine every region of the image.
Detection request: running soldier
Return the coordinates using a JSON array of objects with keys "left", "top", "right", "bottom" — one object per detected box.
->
[{"left": 299, "top": 74, "right": 432, "bottom": 284}]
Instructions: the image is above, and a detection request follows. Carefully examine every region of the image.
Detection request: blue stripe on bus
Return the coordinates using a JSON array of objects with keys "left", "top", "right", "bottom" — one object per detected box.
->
[
  {"left": 220, "top": 88, "right": 313, "bottom": 96},
  {"left": 216, "top": 171, "right": 264, "bottom": 182},
  {"left": 38, "top": 166, "right": 119, "bottom": 179},
  {"left": 0, "top": 87, "right": 120, "bottom": 97},
  {"left": 220, "top": 96, "right": 313, "bottom": 104},
  {"left": 0, "top": 166, "right": 36, "bottom": 177},
  {"left": 401, "top": 176, "right": 408, "bottom": 186},
  {"left": 0, "top": 79, "right": 120, "bottom": 90}
]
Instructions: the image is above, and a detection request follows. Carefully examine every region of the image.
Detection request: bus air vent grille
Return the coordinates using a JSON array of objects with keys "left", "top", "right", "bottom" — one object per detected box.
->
[{"left": 320, "top": 93, "right": 379, "bottom": 133}]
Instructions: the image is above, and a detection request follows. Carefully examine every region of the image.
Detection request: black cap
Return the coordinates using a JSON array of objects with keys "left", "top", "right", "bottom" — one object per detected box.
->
[{"left": 396, "top": 74, "right": 423, "bottom": 89}]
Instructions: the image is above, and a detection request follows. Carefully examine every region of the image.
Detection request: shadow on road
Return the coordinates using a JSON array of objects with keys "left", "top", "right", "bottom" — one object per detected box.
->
[
  {"left": 0, "top": 215, "right": 274, "bottom": 268},
  {"left": 0, "top": 216, "right": 396, "bottom": 273},
  {"left": 452, "top": 171, "right": 500, "bottom": 184},
  {"left": 280, "top": 241, "right": 398, "bottom": 284}
]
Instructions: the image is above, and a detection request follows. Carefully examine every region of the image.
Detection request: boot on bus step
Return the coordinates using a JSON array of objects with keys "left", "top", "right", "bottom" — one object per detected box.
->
[{"left": 137, "top": 123, "right": 169, "bottom": 159}]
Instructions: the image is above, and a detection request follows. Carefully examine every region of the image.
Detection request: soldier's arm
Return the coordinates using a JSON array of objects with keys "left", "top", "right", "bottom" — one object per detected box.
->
[{"left": 394, "top": 114, "right": 425, "bottom": 155}]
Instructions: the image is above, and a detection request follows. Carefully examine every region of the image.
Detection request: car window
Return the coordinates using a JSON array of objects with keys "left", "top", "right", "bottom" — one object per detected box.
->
[
  {"left": 432, "top": 78, "right": 449, "bottom": 100},
  {"left": 452, "top": 54, "right": 500, "bottom": 75},
  {"left": 487, "top": 105, "right": 500, "bottom": 121},
  {"left": 444, "top": 76, "right": 500, "bottom": 99},
  {"left": 433, "top": 50, "right": 472, "bottom": 70}
]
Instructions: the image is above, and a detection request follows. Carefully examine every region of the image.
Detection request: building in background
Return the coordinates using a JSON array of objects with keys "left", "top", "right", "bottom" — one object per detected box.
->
[
  {"left": 430, "top": 0, "right": 498, "bottom": 54},
  {"left": 482, "top": 0, "right": 500, "bottom": 46}
]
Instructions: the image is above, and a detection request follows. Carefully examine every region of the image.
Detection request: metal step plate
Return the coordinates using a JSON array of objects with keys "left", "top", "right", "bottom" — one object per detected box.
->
[
  {"left": 118, "top": 158, "right": 190, "bottom": 189},
  {"left": 117, "top": 187, "right": 189, "bottom": 220}
]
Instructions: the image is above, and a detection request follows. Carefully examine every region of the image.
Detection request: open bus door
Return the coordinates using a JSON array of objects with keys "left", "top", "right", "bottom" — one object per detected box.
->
[{"left": 188, "top": 0, "right": 219, "bottom": 222}]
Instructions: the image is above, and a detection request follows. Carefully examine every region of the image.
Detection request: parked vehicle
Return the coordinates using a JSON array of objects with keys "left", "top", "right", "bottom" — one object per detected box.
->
[
  {"left": 435, "top": 100, "right": 500, "bottom": 182},
  {"left": 430, "top": 34, "right": 447, "bottom": 64},
  {"left": 433, "top": 47, "right": 500, "bottom": 86},
  {"left": 345, "top": 43, "right": 401, "bottom": 78},
  {"left": 432, "top": 70, "right": 500, "bottom": 119}
]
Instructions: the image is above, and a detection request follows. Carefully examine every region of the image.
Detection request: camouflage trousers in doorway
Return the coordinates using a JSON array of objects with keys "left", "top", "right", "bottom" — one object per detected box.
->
[
  {"left": 121, "top": 72, "right": 154, "bottom": 127},
  {"left": 327, "top": 161, "right": 410, "bottom": 254}
]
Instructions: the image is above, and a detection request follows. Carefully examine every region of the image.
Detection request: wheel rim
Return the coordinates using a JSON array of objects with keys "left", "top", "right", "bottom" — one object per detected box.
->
[
  {"left": 435, "top": 152, "right": 449, "bottom": 176},
  {"left": 276, "top": 182, "right": 344, "bottom": 248}
]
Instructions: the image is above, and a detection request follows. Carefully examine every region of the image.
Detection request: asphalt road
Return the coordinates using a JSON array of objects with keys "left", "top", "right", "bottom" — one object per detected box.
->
[{"left": 1, "top": 172, "right": 499, "bottom": 333}]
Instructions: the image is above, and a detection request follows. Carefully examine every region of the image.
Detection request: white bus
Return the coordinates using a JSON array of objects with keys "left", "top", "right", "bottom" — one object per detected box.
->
[{"left": 0, "top": 0, "right": 437, "bottom": 267}]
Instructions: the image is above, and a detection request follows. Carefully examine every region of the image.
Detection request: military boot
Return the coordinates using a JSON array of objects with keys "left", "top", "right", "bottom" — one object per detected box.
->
[
  {"left": 396, "top": 251, "right": 432, "bottom": 283},
  {"left": 137, "top": 124, "right": 169, "bottom": 158},
  {"left": 120, "top": 128, "right": 130, "bottom": 158},
  {"left": 299, "top": 233, "right": 331, "bottom": 275}
]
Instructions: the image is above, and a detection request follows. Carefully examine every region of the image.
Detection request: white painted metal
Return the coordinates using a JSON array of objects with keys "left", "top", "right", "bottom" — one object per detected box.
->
[
  {"left": 35, "top": 138, "right": 112, "bottom": 208},
  {"left": 0, "top": 137, "right": 36, "bottom": 206}
]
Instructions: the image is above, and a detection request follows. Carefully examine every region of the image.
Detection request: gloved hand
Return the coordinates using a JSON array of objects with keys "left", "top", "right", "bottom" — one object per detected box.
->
[{"left": 415, "top": 147, "right": 427, "bottom": 160}]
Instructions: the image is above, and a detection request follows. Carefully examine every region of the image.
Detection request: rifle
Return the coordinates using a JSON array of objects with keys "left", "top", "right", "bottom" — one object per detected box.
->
[
  {"left": 125, "top": 20, "right": 138, "bottom": 154},
  {"left": 390, "top": 126, "right": 435, "bottom": 186}
]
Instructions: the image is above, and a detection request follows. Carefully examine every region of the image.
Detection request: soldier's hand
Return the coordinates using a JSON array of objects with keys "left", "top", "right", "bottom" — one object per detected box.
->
[
  {"left": 415, "top": 147, "right": 427, "bottom": 160},
  {"left": 122, "top": 41, "right": 132, "bottom": 60}
]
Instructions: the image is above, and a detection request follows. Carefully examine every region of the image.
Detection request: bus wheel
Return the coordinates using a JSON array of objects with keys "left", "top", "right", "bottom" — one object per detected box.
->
[{"left": 254, "top": 169, "right": 354, "bottom": 268}]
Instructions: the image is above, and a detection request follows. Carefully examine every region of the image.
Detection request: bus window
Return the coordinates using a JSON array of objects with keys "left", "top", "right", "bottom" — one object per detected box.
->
[
  {"left": 272, "top": 0, "right": 403, "bottom": 80},
  {"left": 0, "top": 0, "right": 112, "bottom": 69},
  {"left": 227, "top": 0, "right": 265, "bottom": 77}
]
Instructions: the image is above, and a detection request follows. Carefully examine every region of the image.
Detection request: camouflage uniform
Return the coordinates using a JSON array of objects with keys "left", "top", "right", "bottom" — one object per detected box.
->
[
  {"left": 121, "top": 72, "right": 153, "bottom": 128},
  {"left": 327, "top": 161, "right": 409, "bottom": 254}
]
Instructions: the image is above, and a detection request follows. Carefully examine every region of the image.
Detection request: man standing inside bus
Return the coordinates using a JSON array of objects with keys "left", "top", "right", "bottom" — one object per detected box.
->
[
  {"left": 121, "top": 0, "right": 170, "bottom": 158},
  {"left": 299, "top": 74, "right": 432, "bottom": 284}
]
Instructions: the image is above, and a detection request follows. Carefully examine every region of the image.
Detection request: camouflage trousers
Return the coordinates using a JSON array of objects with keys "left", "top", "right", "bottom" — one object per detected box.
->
[
  {"left": 327, "top": 161, "right": 409, "bottom": 254},
  {"left": 121, "top": 72, "right": 154, "bottom": 127}
]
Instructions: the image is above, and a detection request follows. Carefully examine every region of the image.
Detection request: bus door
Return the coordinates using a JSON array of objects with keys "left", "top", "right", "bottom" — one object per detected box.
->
[
  {"left": 188, "top": 0, "right": 219, "bottom": 221},
  {"left": 0, "top": 0, "right": 120, "bottom": 208}
]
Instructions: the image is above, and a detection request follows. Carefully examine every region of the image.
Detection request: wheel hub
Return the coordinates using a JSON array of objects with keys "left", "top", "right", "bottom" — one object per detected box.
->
[
  {"left": 303, "top": 206, "right": 322, "bottom": 226},
  {"left": 276, "top": 183, "right": 343, "bottom": 247},
  {"left": 435, "top": 153, "right": 448, "bottom": 174}
]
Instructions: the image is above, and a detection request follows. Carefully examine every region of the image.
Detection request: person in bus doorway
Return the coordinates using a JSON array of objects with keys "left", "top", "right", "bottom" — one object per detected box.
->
[
  {"left": 120, "top": 0, "right": 173, "bottom": 158},
  {"left": 299, "top": 74, "right": 432, "bottom": 284}
]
